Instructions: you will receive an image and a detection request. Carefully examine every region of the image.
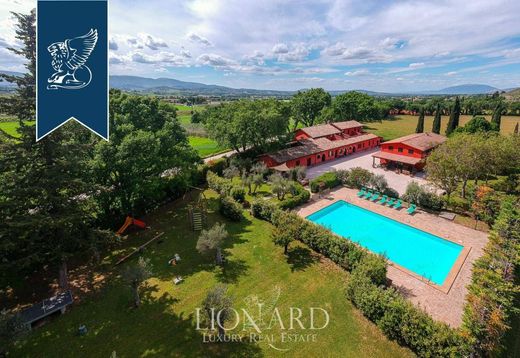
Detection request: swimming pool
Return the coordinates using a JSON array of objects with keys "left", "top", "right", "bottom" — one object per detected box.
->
[{"left": 306, "top": 200, "right": 463, "bottom": 285}]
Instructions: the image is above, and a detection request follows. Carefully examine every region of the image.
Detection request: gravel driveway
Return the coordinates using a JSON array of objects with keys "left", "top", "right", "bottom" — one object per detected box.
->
[{"left": 305, "top": 148, "right": 433, "bottom": 195}]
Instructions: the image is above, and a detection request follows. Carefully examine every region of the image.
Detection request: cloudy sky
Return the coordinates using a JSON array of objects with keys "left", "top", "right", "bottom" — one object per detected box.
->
[{"left": 2, "top": 0, "right": 520, "bottom": 92}]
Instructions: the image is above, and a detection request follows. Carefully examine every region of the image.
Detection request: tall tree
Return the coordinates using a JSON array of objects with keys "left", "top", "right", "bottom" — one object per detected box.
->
[
  {"left": 415, "top": 107, "right": 425, "bottom": 133},
  {"left": 92, "top": 91, "right": 199, "bottom": 219},
  {"left": 326, "top": 91, "right": 385, "bottom": 122},
  {"left": 205, "top": 99, "right": 288, "bottom": 153},
  {"left": 291, "top": 88, "right": 331, "bottom": 129},
  {"left": 0, "top": 10, "right": 36, "bottom": 123},
  {"left": 446, "top": 97, "right": 461, "bottom": 135},
  {"left": 490, "top": 103, "right": 502, "bottom": 131},
  {"left": 432, "top": 103, "right": 442, "bottom": 134},
  {"left": 0, "top": 10, "right": 98, "bottom": 288}
]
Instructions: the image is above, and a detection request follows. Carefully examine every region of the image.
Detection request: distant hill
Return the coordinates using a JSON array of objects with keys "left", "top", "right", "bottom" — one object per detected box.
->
[
  {"left": 424, "top": 84, "right": 500, "bottom": 95},
  {"left": 0, "top": 71, "right": 23, "bottom": 88},
  {"left": 109, "top": 75, "right": 294, "bottom": 97},
  {"left": 504, "top": 87, "right": 520, "bottom": 99}
]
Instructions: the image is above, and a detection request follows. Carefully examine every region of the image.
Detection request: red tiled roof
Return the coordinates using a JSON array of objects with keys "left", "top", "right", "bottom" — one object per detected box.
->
[
  {"left": 383, "top": 132, "right": 446, "bottom": 151},
  {"left": 266, "top": 133, "right": 380, "bottom": 163},
  {"left": 331, "top": 120, "right": 363, "bottom": 130},
  {"left": 299, "top": 124, "right": 341, "bottom": 138},
  {"left": 372, "top": 151, "right": 422, "bottom": 165}
]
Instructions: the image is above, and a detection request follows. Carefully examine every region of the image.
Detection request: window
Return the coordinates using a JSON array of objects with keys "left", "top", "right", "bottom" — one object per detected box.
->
[
  {"left": 329, "top": 150, "right": 333, "bottom": 156},
  {"left": 389, "top": 145, "right": 394, "bottom": 150},
  {"left": 408, "top": 149, "right": 414, "bottom": 155},
  {"left": 398, "top": 148, "right": 403, "bottom": 153}
]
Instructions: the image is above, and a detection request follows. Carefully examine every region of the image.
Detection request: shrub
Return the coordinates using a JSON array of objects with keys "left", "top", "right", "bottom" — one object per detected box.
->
[
  {"left": 351, "top": 254, "right": 387, "bottom": 287},
  {"left": 230, "top": 186, "right": 246, "bottom": 202},
  {"left": 279, "top": 182, "right": 310, "bottom": 210},
  {"left": 206, "top": 158, "right": 228, "bottom": 176},
  {"left": 382, "top": 187, "right": 399, "bottom": 199},
  {"left": 288, "top": 166, "right": 306, "bottom": 182},
  {"left": 207, "top": 171, "right": 232, "bottom": 195},
  {"left": 342, "top": 167, "right": 374, "bottom": 188},
  {"left": 219, "top": 195, "right": 243, "bottom": 221},
  {"left": 369, "top": 174, "right": 388, "bottom": 193},
  {"left": 462, "top": 199, "right": 520, "bottom": 356},
  {"left": 403, "top": 182, "right": 444, "bottom": 211},
  {"left": 310, "top": 172, "right": 340, "bottom": 193},
  {"left": 250, "top": 199, "right": 279, "bottom": 221}
]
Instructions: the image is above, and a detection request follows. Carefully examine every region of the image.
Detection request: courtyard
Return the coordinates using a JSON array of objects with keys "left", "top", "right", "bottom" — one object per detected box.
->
[
  {"left": 305, "top": 148, "right": 432, "bottom": 195},
  {"left": 296, "top": 187, "right": 489, "bottom": 327}
]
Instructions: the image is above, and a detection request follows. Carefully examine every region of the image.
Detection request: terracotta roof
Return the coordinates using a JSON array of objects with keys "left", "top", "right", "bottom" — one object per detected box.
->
[
  {"left": 383, "top": 132, "right": 446, "bottom": 151},
  {"left": 372, "top": 151, "right": 423, "bottom": 165},
  {"left": 266, "top": 133, "right": 380, "bottom": 163},
  {"left": 331, "top": 120, "right": 363, "bottom": 130},
  {"left": 299, "top": 124, "right": 341, "bottom": 138}
]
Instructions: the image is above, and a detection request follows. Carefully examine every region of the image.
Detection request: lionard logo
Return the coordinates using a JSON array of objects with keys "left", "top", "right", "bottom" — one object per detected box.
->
[{"left": 46, "top": 29, "right": 98, "bottom": 90}]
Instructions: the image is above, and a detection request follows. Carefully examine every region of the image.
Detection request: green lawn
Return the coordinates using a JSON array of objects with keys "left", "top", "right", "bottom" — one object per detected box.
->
[
  {"left": 189, "top": 136, "right": 228, "bottom": 158},
  {"left": 178, "top": 114, "right": 192, "bottom": 125},
  {"left": 365, "top": 115, "right": 520, "bottom": 141},
  {"left": 0, "top": 120, "right": 34, "bottom": 137},
  {"left": 11, "top": 190, "right": 412, "bottom": 357}
]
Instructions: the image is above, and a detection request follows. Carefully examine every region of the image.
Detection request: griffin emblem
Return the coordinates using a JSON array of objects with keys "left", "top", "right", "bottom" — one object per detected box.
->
[{"left": 47, "top": 29, "right": 98, "bottom": 90}]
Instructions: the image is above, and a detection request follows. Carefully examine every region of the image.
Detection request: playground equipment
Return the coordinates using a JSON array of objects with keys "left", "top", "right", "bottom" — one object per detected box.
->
[
  {"left": 114, "top": 232, "right": 164, "bottom": 266},
  {"left": 185, "top": 185, "right": 208, "bottom": 231},
  {"left": 117, "top": 216, "right": 147, "bottom": 235}
]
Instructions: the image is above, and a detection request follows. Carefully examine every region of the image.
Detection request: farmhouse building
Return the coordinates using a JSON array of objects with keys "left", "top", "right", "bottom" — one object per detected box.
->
[
  {"left": 260, "top": 121, "right": 382, "bottom": 170},
  {"left": 371, "top": 132, "right": 446, "bottom": 173}
]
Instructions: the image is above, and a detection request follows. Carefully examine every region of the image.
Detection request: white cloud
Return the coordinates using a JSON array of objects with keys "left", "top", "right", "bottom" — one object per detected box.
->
[
  {"left": 408, "top": 62, "right": 425, "bottom": 69},
  {"left": 187, "top": 32, "right": 212, "bottom": 47},
  {"left": 344, "top": 69, "right": 370, "bottom": 76},
  {"left": 272, "top": 43, "right": 289, "bottom": 54}
]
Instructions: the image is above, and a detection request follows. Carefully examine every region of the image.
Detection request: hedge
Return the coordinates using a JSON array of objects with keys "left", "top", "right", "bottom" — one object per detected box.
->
[
  {"left": 207, "top": 171, "right": 232, "bottom": 195},
  {"left": 279, "top": 183, "right": 311, "bottom": 210},
  {"left": 310, "top": 172, "right": 341, "bottom": 193},
  {"left": 250, "top": 199, "right": 278, "bottom": 221},
  {"left": 219, "top": 195, "right": 243, "bottom": 221}
]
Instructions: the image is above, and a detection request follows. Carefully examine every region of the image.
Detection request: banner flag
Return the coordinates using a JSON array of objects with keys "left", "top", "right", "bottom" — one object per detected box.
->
[{"left": 37, "top": 0, "right": 108, "bottom": 141}]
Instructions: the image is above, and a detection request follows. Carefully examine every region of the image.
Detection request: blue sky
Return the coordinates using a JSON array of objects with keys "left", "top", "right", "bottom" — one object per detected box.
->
[{"left": 2, "top": 0, "right": 520, "bottom": 92}]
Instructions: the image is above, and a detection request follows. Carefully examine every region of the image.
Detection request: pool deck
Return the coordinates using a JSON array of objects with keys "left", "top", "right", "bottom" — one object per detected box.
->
[{"left": 296, "top": 186, "right": 488, "bottom": 327}]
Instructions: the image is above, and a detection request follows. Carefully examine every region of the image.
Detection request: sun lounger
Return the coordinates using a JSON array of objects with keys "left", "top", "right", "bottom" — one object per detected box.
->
[
  {"left": 377, "top": 195, "right": 388, "bottom": 204},
  {"left": 393, "top": 200, "right": 402, "bottom": 209},
  {"left": 363, "top": 191, "right": 373, "bottom": 199},
  {"left": 386, "top": 197, "right": 395, "bottom": 206},
  {"left": 357, "top": 187, "right": 366, "bottom": 197},
  {"left": 407, "top": 204, "right": 417, "bottom": 215},
  {"left": 369, "top": 192, "right": 381, "bottom": 201}
]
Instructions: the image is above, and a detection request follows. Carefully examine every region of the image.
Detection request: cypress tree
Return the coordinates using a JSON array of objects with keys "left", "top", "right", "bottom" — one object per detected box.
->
[
  {"left": 415, "top": 107, "right": 425, "bottom": 133},
  {"left": 432, "top": 103, "right": 442, "bottom": 134},
  {"left": 491, "top": 103, "right": 502, "bottom": 131},
  {"left": 514, "top": 122, "right": 519, "bottom": 135},
  {"left": 446, "top": 97, "right": 461, "bottom": 135}
]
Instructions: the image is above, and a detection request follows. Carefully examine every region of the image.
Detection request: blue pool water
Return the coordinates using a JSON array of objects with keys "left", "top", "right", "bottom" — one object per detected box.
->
[{"left": 307, "top": 200, "right": 463, "bottom": 285}]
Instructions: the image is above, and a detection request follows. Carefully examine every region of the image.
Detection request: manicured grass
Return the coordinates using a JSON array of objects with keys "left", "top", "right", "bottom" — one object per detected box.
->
[
  {"left": 12, "top": 191, "right": 412, "bottom": 357},
  {"left": 189, "top": 136, "right": 228, "bottom": 157},
  {"left": 0, "top": 120, "right": 34, "bottom": 137},
  {"left": 178, "top": 114, "right": 192, "bottom": 125},
  {"left": 365, "top": 115, "right": 520, "bottom": 141}
]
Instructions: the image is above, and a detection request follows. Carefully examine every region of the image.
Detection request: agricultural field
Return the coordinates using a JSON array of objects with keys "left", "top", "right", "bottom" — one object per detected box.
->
[
  {"left": 365, "top": 115, "right": 520, "bottom": 141},
  {"left": 11, "top": 190, "right": 413, "bottom": 357},
  {"left": 188, "top": 136, "right": 227, "bottom": 158}
]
